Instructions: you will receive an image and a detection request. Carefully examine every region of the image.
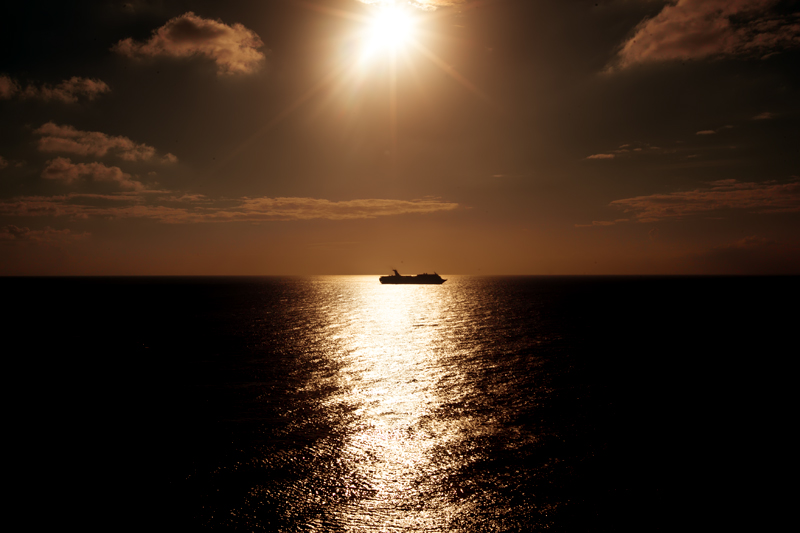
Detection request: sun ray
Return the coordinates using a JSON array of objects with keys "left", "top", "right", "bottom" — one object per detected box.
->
[
  {"left": 209, "top": 1, "right": 499, "bottom": 179},
  {"left": 389, "top": 48, "right": 399, "bottom": 172},
  {"left": 410, "top": 40, "right": 502, "bottom": 113},
  {"left": 206, "top": 65, "right": 349, "bottom": 178}
]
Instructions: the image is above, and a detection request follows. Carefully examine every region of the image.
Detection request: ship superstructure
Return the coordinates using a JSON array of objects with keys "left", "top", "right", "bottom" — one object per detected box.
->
[{"left": 379, "top": 270, "right": 446, "bottom": 284}]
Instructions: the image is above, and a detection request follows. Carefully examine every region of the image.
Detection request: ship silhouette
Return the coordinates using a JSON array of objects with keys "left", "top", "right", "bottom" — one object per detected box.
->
[{"left": 379, "top": 269, "right": 446, "bottom": 284}]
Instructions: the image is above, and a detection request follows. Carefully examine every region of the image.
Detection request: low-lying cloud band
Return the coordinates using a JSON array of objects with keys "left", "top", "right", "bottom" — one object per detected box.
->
[
  {"left": 0, "top": 193, "right": 460, "bottom": 223},
  {"left": 579, "top": 179, "right": 800, "bottom": 227}
]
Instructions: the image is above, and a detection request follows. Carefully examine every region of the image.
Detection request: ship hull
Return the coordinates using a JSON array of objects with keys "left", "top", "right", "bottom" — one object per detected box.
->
[{"left": 379, "top": 277, "right": 446, "bottom": 284}]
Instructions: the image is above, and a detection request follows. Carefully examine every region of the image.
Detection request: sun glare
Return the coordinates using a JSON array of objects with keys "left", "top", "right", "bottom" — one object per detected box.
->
[{"left": 362, "top": 6, "right": 415, "bottom": 58}]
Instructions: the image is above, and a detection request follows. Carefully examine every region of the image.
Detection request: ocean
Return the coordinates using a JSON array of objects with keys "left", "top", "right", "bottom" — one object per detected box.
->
[{"left": 5, "top": 276, "right": 795, "bottom": 531}]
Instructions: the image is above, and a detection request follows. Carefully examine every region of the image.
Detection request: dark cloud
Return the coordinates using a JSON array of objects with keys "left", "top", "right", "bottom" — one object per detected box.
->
[
  {"left": 35, "top": 123, "right": 175, "bottom": 163},
  {"left": 696, "top": 125, "right": 734, "bottom": 135},
  {"left": 612, "top": 0, "right": 800, "bottom": 70},
  {"left": 0, "top": 75, "right": 109, "bottom": 102},
  {"left": 0, "top": 224, "right": 89, "bottom": 244},
  {"left": 685, "top": 236, "right": 800, "bottom": 274},
  {"left": 23, "top": 77, "right": 110, "bottom": 103},
  {"left": 753, "top": 111, "right": 776, "bottom": 119},
  {"left": 113, "top": 12, "right": 266, "bottom": 75},
  {"left": 0, "top": 193, "right": 459, "bottom": 223},
  {"left": 42, "top": 157, "right": 144, "bottom": 191},
  {"left": 358, "top": 0, "right": 467, "bottom": 10},
  {"left": 609, "top": 178, "right": 800, "bottom": 222},
  {"left": 0, "top": 75, "right": 19, "bottom": 99},
  {"left": 574, "top": 219, "right": 629, "bottom": 228}
]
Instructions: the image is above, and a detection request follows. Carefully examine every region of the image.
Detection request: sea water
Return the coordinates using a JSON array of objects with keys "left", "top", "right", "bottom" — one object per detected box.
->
[{"left": 5, "top": 276, "right": 794, "bottom": 531}]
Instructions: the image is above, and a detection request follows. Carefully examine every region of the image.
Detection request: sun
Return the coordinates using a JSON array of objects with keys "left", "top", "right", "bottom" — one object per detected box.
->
[{"left": 362, "top": 5, "right": 416, "bottom": 58}]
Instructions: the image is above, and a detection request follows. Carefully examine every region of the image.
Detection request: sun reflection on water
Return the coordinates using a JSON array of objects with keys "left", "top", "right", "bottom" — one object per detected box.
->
[
  {"left": 313, "top": 275, "right": 473, "bottom": 530},
  {"left": 180, "top": 276, "right": 566, "bottom": 530}
]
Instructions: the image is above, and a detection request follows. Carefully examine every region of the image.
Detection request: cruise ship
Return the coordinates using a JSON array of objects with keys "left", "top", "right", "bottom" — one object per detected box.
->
[{"left": 379, "top": 270, "right": 446, "bottom": 284}]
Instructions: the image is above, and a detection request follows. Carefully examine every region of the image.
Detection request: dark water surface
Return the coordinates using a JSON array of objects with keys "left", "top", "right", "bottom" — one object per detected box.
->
[{"left": 6, "top": 276, "right": 795, "bottom": 531}]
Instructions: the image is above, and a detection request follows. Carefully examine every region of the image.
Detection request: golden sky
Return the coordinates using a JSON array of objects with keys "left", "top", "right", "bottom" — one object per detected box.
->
[{"left": 1, "top": 0, "right": 799, "bottom": 274}]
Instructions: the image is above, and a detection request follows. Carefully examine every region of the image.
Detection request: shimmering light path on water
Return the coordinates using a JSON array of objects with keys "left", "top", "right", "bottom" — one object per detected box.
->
[
  {"left": 178, "top": 276, "right": 571, "bottom": 531},
  {"left": 314, "top": 278, "right": 516, "bottom": 530},
  {"left": 6, "top": 276, "right": 794, "bottom": 531}
]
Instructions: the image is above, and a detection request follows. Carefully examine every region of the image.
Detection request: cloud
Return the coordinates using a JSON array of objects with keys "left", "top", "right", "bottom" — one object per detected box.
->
[
  {"left": 753, "top": 111, "right": 776, "bottom": 120},
  {"left": 0, "top": 75, "right": 19, "bottom": 99},
  {"left": 42, "top": 157, "right": 144, "bottom": 190},
  {"left": 23, "top": 77, "right": 110, "bottom": 103},
  {"left": 358, "top": 0, "right": 466, "bottom": 10},
  {"left": 722, "top": 235, "right": 777, "bottom": 249},
  {"left": 0, "top": 193, "right": 459, "bottom": 223},
  {"left": 612, "top": 0, "right": 800, "bottom": 70},
  {"left": 113, "top": 12, "right": 266, "bottom": 75},
  {"left": 229, "top": 197, "right": 459, "bottom": 222},
  {"left": 0, "top": 156, "right": 7, "bottom": 170},
  {"left": 697, "top": 125, "right": 735, "bottom": 135},
  {"left": 167, "top": 193, "right": 210, "bottom": 203},
  {"left": 685, "top": 236, "right": 800, "bottom": 274},
  {"left": 586, "top": 153, "right": 615, "bottom": 160},
  {"left": 34, "top": 122, "right": 168, "bottom": 162},
  {"left": 0, "top": 75, "right": 109, "bottom": 102},
  {"left": 608, "top": 179, "right": 800, "bottom": 222},
  {"left": 0, "top": 225, "right": 89, "bottom": 245},
  {"left": 574, "top": 219, "right": 629, "bottom": 228}
]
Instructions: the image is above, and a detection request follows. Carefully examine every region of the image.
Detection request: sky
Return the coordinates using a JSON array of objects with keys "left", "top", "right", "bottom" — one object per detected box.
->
[{"left": 1, "top": 0, "right": 798, "bottom": 275}]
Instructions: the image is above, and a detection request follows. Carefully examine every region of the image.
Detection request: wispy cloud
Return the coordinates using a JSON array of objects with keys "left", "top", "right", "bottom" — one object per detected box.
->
[
  {"left": 0, "top": 75, "right": 19, "bottom": 99},
  {"left": 229, "top": 197, "right": 459, "bottom": 222},
  {"left": 686, "top": 235, "right": 800, "bottom": 274},
  {"left": 586, "top": 141, "right": 668, "bottom": 161},
  {"left": 358, "top": 0, "right": 466, "bottom": 10},
  {"left": 721, "top": 235, "right": 776, "bottom": 250},
  {"left": 0, "top": 156, "right": 7, "bottom": 170},
  {"left": 0, "top": 75, "right": 109, "bottom": 103},
  {"left": 113, "top": 12, "right": 266, "bottom": 75},
  {"left": 696, "top": 125, "right": 734, "bottom": 135},
  {"left": 42, "top": 157, "right": 144, "bottom": 191},
  {"left": 611, "top": 0, "right": 800, "bottom": 71},
  {"left": 753, "top": 111, "right": 776, "bottom": 120},
  {"left": 609, "top": 179, "right": 800, "bottom": 222},
  {"left": 24, "top": 77, "right": 110, "bottom": 103},
  {"left": 586, "top": 137, "right": 743, "bottom": 166},
  {"left": 0, "top": 225, "right": 89, "bottom": 244},
  {"left": 0, "top": 193, "right": 460, "bottom": 223},
  {"left": 35, "top": 122, "right": 176, "bottom": 163},
  {"left": 574, "top": 219, "right": 629, "bottom": 228}
]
